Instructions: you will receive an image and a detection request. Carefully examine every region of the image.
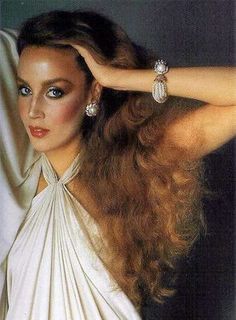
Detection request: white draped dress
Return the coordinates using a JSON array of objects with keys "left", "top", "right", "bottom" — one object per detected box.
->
[
  {"left": 0, "top": 29, "right": 141, "bottom": 320},
  {"left": 6, "top": 154, "right": 141, "bottom": 320}
]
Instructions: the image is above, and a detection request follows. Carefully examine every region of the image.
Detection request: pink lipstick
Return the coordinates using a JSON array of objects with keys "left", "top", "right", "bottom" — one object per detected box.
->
[{"left": 29, "top": 126, "right": 50, "bottom": 138}]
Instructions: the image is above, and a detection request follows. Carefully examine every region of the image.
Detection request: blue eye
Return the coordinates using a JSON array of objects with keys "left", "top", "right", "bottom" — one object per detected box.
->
[
  {"left": 47, "top": 87, "right": 64, "bottom": 99},
  {"left": 18, "top": 86, "right": 31, "bottom": 96}
]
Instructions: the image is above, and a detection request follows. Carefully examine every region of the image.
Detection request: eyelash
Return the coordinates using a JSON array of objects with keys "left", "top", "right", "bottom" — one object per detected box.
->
[
  {"left": 18, "top": 85, "right": 31, "bottom": 96},
  {"left": 17, "top": 85, "right": 65, "bottom": 99},
  {"left": 47, "top": 87, "right": 65, "bottom": 99}
]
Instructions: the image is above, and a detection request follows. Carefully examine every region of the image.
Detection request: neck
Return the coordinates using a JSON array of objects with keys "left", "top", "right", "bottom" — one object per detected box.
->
[{"left": 44, "top": 142, "right": 80, "bottom": 178}]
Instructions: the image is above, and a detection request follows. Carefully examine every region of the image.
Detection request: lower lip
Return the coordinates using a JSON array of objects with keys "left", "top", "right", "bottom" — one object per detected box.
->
[{"left": 29, "top": 127, "right": 50, "bottom": 138}]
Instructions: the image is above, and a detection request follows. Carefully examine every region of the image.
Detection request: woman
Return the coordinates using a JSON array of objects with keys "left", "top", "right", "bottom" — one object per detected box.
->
[{"left": 0, "top": 10, "right": 235, "bottom": 320}]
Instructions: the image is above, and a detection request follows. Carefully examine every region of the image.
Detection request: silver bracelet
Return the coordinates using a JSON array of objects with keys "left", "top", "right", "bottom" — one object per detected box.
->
[{"left": 152, "top": 59, "right": 169, "bottom": 103}]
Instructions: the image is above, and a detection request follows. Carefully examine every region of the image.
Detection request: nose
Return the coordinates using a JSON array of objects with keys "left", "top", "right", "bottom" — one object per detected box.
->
[{"left": 28, "top": 95, "right": 45, "bottom": 119}]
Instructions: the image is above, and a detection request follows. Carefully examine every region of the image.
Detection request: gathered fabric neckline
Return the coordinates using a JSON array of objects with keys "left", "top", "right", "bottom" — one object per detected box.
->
[
  {"left": 32, "top": 152, "right": 82, "bottom": 203},
  {"left": 41, "top": 152, "right": 81, "bottom": 185}
]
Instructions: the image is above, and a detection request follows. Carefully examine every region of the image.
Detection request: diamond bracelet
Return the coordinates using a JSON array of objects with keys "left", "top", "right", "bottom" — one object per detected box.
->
[{"left": 152, "top": 59, "right": 169, "bottom": 103}]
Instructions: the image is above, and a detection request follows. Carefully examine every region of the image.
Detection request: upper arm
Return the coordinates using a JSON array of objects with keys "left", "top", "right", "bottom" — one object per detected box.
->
[{"left": 164, "top": 104, "right": 236, "bottom": 159}]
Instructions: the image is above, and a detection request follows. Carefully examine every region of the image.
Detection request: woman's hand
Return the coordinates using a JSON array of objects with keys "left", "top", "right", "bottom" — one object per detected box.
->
[
  {"left": 71, "top": 44, "right": 155, "bottom": 92},
  {"left": 71, "top": 44, "right": 121, "bottom": 88}
]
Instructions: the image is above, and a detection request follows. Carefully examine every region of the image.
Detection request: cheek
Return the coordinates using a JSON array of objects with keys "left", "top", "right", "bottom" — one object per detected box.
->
[
  {"left": 50, "top": 102, "right": 82, "bottom": 126},
  {"left": 18, "top": 100, "right": 27, "bottom": 121}
]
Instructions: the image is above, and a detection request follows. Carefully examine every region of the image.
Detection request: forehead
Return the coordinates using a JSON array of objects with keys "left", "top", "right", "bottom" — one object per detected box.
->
[{"left": 17, "top": 46, "right": 85, "bottom": 81}]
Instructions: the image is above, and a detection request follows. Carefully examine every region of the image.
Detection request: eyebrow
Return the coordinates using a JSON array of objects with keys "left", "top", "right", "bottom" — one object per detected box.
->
[{"left": 16, "top": 76, "right": 73, "bottom": 86}]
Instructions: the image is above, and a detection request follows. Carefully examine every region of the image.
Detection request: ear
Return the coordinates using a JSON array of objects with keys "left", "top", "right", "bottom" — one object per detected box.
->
[{"left": 88, "top": 80, "right": 103, "bottom": 103}]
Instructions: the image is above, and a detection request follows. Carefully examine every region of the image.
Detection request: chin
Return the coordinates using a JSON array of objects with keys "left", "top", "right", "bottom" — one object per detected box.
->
[
  {"left": 29, "top": 138, "right": 54, "bottom": 153},
  {"left": 27, "top": 129, "right": 81, "bottom": 155},
  {"left": 31, "top": 144, "right": 53, "bottom": 154}
]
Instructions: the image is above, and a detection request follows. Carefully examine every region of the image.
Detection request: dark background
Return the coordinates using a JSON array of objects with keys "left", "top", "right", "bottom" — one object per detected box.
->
[{"left": 1, "top": 1, "right": 235, "bottom": 319}]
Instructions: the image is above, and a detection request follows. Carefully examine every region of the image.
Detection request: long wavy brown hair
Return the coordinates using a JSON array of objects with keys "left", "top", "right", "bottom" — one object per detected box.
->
[{"left": 17, "top": 10, "right": 209, "bottom": 311}]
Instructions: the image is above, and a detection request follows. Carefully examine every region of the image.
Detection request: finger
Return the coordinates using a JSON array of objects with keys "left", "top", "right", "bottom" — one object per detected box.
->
[
  {"left": 71, "top": 44, "right": 92, "bottom": 60},
  {"left": 52, "top": 41, "right": 104, "bottom": 66},
  {"left": 49, "top": 40, "right": 87, "bottom": 58}
]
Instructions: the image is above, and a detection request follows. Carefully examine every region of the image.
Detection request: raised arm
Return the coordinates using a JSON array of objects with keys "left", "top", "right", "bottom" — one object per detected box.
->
[{"left": 73, "top": 45, "right": 236, "bottom": 159}]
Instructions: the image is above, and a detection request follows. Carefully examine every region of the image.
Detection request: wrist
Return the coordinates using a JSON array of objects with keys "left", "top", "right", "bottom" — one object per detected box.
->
[
  {"left": 108, "top": 69, "right": 131, "bottom": 90},
  {"left": 108, "top": 69, "right": 156, "bottom": 92}
]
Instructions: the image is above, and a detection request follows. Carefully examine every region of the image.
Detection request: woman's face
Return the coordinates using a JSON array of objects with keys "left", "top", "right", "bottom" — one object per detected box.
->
[{"left": 17, "top": 46, "right": 93, "bottom": 155}]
